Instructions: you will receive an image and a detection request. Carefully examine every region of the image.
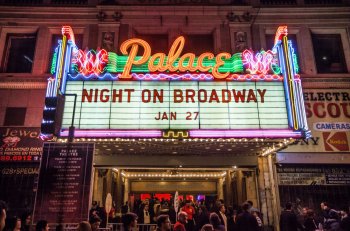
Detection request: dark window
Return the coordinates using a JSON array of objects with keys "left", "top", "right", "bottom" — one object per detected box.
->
[
  {"left": 182, "top": 34, "right": 214, "bottom": 55},
  {"left": 2, "top": 34, "right": 37, "bottom": 73},
  {"left": 312, "top": 34, "right": 347, "bottom": 73},
  {"left": 134, "top": 34, "right": 168, "bottom": 56},
  {"left": 4, "top": 107, "right": 26, "bottom": 126},
  {"left": 48, "top": 34, "right": 83, "bottom": 73}
]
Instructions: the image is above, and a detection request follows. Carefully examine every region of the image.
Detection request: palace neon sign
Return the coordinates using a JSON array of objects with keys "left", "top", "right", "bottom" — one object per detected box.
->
[
  {"left": 41, "top": 25, "right": 310, "bottom": 140},
  {"left": 71, "top": 36, "right": 280, "bottom": 79}
]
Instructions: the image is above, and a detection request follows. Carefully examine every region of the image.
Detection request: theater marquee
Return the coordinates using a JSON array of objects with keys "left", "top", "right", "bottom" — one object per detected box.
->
[{"left": 41, "top": 26, "right": 309, "bottom": 139}]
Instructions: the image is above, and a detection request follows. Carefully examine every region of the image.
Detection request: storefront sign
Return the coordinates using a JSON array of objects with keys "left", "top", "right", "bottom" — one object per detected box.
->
[
  {"left": 0, "top": 127, "right": 43, "bottom": 162},
  {"left": 277, "top": 165, "right": 350, "bottom": 185},
  {"left": 33, "top": 143, "right": 94, "bottom": 223},
  {"left": 62, "top": 81, "right": 288, "bottom": 130},
  {"left": 282, "top": 89, "right": 350, "bottom": 152}
]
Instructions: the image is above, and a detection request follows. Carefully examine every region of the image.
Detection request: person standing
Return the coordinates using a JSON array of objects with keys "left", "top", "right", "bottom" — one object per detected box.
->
[
  {"left": 174, "top": 212, "right": 188, "bottom": 231},
  {"left": 236, "top": 203, "right": 259, "bottom": 231},
  {"left": 0, "top": 201, "right": 7, "bottom": 231},
  {"left": 303, "top": 209, "right": 318, "bottom": 231},
  {"left": 280, "top": 202, "right": 298, "bottom": 231},
  {"left": 321, "top": 202, "right": 340, "bottom": 231},
  {"left": 181, "top": 201, "right": 195, "bottom": 231},
  {"left": 209, "top": 213, "right": 225, "bottom": 231},
  {"left": 89, "top": 216, "right": 101, "bottom": 231},
  {"left": 156, "top": 215, "right": 171, "bottom": 231},
  {"left": 138, "top": 204, "right": 152, "bottom": 225},
  {"left": 217, "top": 205, "right": 227, "bottom": 231},
  {"left": 35, "top": 220, "right": 49, "bottom": 231},
  {"left": 122, "top": 213, "right": 138, "bottom": 231},
  {"left": 340, "top": 206, "right": 350, "bottom": 231}
]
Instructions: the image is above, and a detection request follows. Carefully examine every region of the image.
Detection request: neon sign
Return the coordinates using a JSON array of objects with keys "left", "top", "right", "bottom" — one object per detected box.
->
[
  {"left": 69, "top": 36, "right": 279, "bottom": 79},
  {"left": 41, "top": 25, "right": 310, "bottom": 140}
]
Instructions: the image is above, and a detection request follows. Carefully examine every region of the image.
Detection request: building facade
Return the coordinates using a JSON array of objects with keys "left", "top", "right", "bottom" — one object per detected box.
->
[{"left": 0, "top": 0, "right": 350, "bottom": 230}]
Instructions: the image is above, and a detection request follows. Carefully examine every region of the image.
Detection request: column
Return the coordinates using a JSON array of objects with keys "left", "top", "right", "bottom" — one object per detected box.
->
[
  {"left": 225, "top": 171, "right": 233, "bottom": 206},
  {"left": 124, "top": 178, "right": 130, "bottom": 204},
  {"left": 217, "top": 178, "right": 224, "bottom": 201},
  {"left": 116, "top": 170, "right": 123, "bottom": 213}
]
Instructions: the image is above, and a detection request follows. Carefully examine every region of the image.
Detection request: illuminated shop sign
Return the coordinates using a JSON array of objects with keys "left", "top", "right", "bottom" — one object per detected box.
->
[{"left": 41, "top": 26, "right": 309, "bottom": 139}]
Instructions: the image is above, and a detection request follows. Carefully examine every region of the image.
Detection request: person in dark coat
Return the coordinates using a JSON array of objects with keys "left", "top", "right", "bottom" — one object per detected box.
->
[
  {"left": 340, "top": 206, "right": 350, "bottom": 231},
  {"left": 280, "top": 202, "right": 298, "bottom": 231},
  {"left": 236, "top": 202, "right": 259, "bottom": 231},
  {"left": 209, "top": 213, "right": 225, "bottom": 231},
  {"left": 303, "top": 209, "right": 318, "bottom": 231},
  {"left": 321, "top": 202, "right": 340, "bottom": 231},
  {"left": 196, "top": 206, "right": 209, "bottom": 231}
]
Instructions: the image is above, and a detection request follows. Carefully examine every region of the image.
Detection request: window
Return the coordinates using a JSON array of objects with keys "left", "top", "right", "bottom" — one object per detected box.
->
[
  {"left": 4, "top": 107, "right": 26, "bottom": 126},
  {"left": 134, "top": 34, "right": 168, "bottom": 56},
  {"left": 312, "top": 34, "right": 347, "bottom": 73},
  {"left": 2, "top": 34, "right": 37, "bottom": 73},
  {"left": 182, "top": 34, "right": 214, "bottom": 55},
  {"left": 48, "top": 33, "right": 83, "bottom": 73}
]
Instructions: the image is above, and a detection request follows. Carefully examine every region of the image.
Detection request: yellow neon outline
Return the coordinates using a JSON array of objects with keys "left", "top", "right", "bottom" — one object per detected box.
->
[
  {"left": 162, "top": 131, "right": 189, "bottom": 138},
  {"left": 56, "top": 35, "right": 67, "bottom": 93},
  {"left": 283, "top": 36, "right": 298, "bottom": 130}
]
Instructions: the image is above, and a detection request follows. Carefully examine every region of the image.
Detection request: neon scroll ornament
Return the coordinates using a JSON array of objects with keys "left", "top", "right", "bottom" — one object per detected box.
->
[{"left": 72, "top": 49, "right": 108, "bottom": 75}]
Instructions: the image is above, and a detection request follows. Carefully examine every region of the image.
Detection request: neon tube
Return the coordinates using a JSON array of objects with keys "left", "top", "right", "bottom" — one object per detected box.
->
[
  {"left": 60, "top": 129, "right": 162, "bottom": 138},
  {"left": 189, "top": 129, "right": 302, "bottom": 138}
]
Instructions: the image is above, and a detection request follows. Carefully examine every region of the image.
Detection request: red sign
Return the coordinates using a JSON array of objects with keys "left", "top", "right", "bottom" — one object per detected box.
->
[
  {"left": 323, "top": 132, "right": 349, "bottom": 151},
  {"left": 0, "top": 127, "right": 43, "bottom": 162}
]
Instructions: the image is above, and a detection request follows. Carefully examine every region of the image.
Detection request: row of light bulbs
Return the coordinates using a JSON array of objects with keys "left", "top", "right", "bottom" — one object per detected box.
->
[
  {"left": 120, "top": 172, "right": 227, "bottom": 178},
  {"left": 58, "top": 137, "right": 293, "bottom": 143},
  {"left": 261, "top": 139, "right": 295, "bottom": 156}
]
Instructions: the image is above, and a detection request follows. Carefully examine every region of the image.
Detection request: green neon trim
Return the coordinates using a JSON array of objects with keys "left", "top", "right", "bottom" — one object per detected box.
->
[
  {"left": 293, "top": 53, "right": 299, "bottom": 74},
  {"left": 106, "top": 52, "right": 244, "bottom": 73},
  {"left": 50, "top": 50, "right": 58, "bottom": 74}
]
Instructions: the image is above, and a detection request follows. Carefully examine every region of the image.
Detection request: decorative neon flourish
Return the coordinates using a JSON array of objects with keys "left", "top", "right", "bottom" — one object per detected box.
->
[
  {"left": 73, "top": 49, "right": 108, "bottom": 75},
  {"left": 68, "top": 73, "right": 283, "bottom": 82},
  {"left": 61, "top": 26, "right": 75, "bottom": 45},
  {"left": 274, "top": 26, "right": 288, "bottom": 47},
  {"left": 242, "top": 49, "right": 274, "bottom": 75}
]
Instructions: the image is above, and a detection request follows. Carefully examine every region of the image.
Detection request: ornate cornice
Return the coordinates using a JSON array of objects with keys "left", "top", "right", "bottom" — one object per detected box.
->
[{"left": 0, "top": 81, "right": 47, "bottom": 89}]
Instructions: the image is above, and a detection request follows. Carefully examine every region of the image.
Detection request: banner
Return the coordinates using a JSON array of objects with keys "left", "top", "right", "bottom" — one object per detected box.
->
[
  {"left": 0, "top": 127, "right": 42, "bottom": 162},
  {"left": 34, "top": 142, "right": 94, "bottom": 223},
  {"left": 277, "top": 165, "right": 350, "bottom": 185},
  {"left": 282, "top": 89, "right": 350, "bottom": 152}
]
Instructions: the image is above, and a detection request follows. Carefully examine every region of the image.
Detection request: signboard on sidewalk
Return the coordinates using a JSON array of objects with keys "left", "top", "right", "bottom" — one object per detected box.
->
[{"left": 33, "top": 142, "right": 94, "bottom": 223}]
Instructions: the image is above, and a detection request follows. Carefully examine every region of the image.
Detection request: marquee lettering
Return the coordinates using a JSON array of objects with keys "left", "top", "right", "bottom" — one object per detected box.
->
[{"left": 120, "top": 36, "right": 232, "bottom": 79}]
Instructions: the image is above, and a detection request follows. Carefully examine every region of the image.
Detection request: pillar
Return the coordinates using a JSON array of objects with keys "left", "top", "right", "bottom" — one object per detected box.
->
[
  {"left": 258, "top": 156, "right": 280, "bottom": 231},
  {"left": 116, "top": 170, "right": 123, "bottom": 213},
  {"left": 225, "top": 171, "right": 233, "bottom": 206},
  {"left": 124, "top": 178, "right": 130, "bottom": 204},
  {"left": 217, "top": 178, "right": 224, "bottom": 201}
]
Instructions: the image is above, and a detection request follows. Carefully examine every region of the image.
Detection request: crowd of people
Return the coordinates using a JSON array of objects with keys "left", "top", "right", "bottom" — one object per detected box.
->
[{"left": 0, "top": 199, "right": 349, "bottom": 231}]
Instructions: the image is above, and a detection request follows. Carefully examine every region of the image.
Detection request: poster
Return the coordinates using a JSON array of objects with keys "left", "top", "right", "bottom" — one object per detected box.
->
[{"left": 33, "top": 142, "right": 94, "bottom": 223}]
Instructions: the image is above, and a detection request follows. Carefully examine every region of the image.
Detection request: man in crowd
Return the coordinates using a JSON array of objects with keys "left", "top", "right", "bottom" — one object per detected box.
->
[
  {"left": 217, "top": 205, "right": 227, "bottom": 231},
  {"left": 89, "top": 216, "right": 101, "bottom": 231},
  {"left": 321, "top": 202, "right": 340, "bottom": 231},
  {"left": 340, "top": 206, "right": 350, "bottom": 231},
  {"left": 280, "top": 202, "right": 298, "bottom": 231},
  {"left": 138, "top": 204, "right": 152, "bottom": 225},
  {"left": 122, "top": 213, "right": 138, "bottom": 231},
  {"left": 156, "top": 215, "right": 171, "bottom": 231},
  {"left": 181, "top": 201, "right": 195, "bottom": 231},
  {"left": 0, "top": 201, "right": 7, "bottom": 231},
  {"left": 236, "top": 202, "right": 259, "bottom": 231},
  {"left": 174, "top": 212, "right": 188, "bottom": 231}
]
